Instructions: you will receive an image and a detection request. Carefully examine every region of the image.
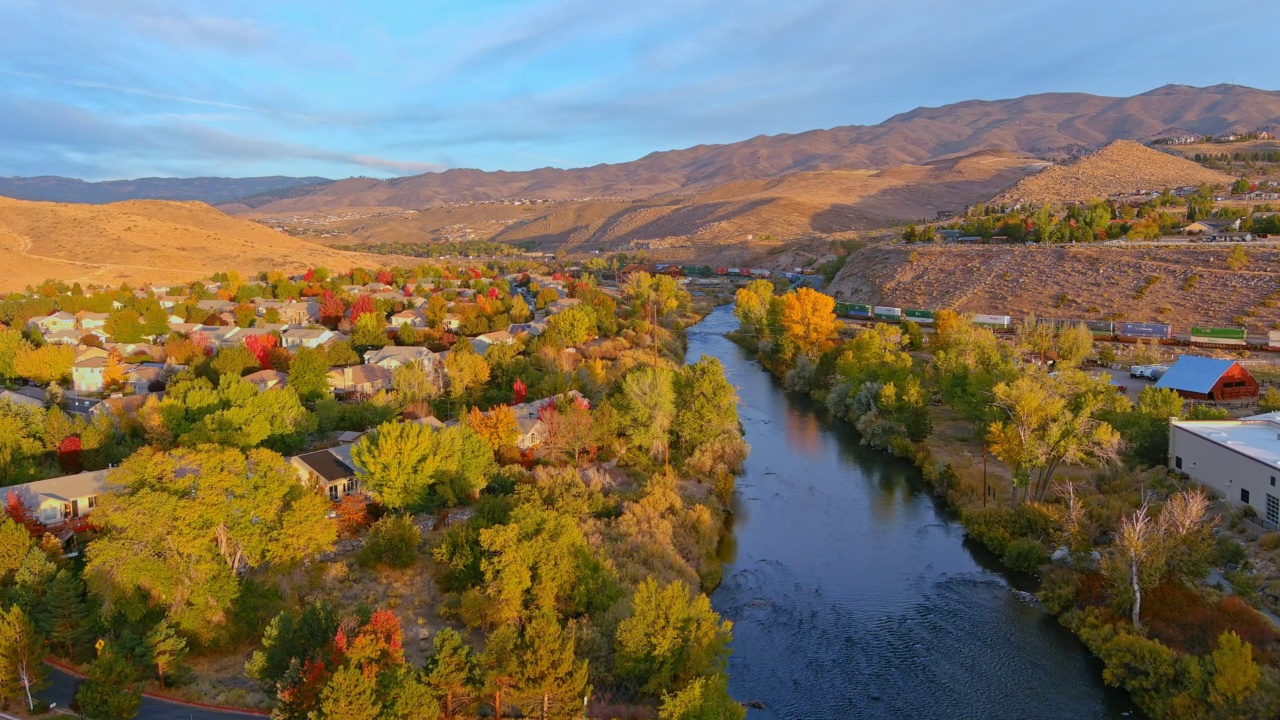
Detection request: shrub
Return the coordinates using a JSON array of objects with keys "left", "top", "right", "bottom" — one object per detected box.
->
[
  {"left": 1002, "top": 538, "right": 1048, "bottom": 573},
  {"left": 1038, "top": 567, "right": 1081, "bottom": 615},
  {"left": 359, "top": 514, "right": 420, "bottom": 569}
]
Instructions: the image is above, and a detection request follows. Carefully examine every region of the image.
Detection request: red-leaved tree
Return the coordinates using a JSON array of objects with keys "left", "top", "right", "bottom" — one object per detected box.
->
[
  {"left": 512, "top": 377, "right": 527, "bottom": 404},
  {"left": 375, "top": 270, "right": 393, "bottom": 285},
  {"left": 57, "top": 435, "right": 83, "bottom": 473},
  {"left": 348, "top": 295, "right": 376, "bottom": 325},
  {"left": 244, "top": 333, "right": 279, "bottom": 369},
  {"left": 319, "top": 290, "right": 345, "bottom": 329},
  {"left": 4, "top": 492, "right": 41, "bottom": 535}
]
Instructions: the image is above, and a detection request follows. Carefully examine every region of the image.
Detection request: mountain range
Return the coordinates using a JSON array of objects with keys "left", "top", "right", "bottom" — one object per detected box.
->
[{"left": 0, "top": 175, "right": 330, "bottom": 205}]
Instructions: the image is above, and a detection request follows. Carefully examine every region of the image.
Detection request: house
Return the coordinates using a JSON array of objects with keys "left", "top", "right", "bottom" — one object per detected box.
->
[
  {"left": 243, "top": 369, "right": 288, "bottom": 392},
  {"left": 1155, "top": 356, "right": 1258, "bottom": 401},
  {"left": 27, "top": 311, "right": 77, "bottom": 335},
  {"left": 1246, "top": 190, "right": 1280, "bottom": 202},
  {"left": 8, "top": 468, "right": 110, "bottom": 528},
  {"left": 389, "top": 309, "right": 426, "bottom": 328},
  {"left": 123, "top": 364, "right": 168, "bottom": 395},
  {"left": 1214, "top": 232, "right": 1254, "bottom": 242},
  {"left": 43, "top": 329, "right": 86, "bottom": 346},
  {"left": 281, "top": 327, "right": 338, "bottom": 350},
  {"left": 441, "top": 313, "right": 462, "bottom": 331},
  {"left": 0, "top": 389, "right": 43, "bottom": 408},
  {"left": 196, "top": 299, "right": 236, "bottom": 315},
  {"left": 1169, "top": 412, "right": 1280, "bottom": 527},
  {"left": 1183, "top": 219, "right": 1241, "bottom": 235},
  {"left": 87, "top": 393, "right": 153, "bottom": 421},
  {"left": 72, "top": 356, "right": 117, "bottom": 394},
  {"left": 508, "top": 390, "right": 588, "bottom": 450},
  {"left": 290, "top": 449, "right": 359, "bottom": 502},
  {"left": 77, "top": 311, "right": 109, "bottom": 331},
  {"left": 327, "top": 364, "right": 393, "bottom": 396},
  {"left": 254, "top": 300, "right": 318, "bottom": 325},
  {"left": 470, "top": 330, "right": 515, "bottom": 355},
  {"left": 363, "top": 345, "right": 440, "bottom": 372}
]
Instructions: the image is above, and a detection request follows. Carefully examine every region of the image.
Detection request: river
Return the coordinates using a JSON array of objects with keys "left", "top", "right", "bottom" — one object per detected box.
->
[{"left": 686, "top": 305, "right": 1139, "bottom": 720}]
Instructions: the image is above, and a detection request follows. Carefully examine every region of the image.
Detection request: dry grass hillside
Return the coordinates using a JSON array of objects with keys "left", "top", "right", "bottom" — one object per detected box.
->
[
  {"left": 829, "top": 242, "right": 1280, "bottom": 332},
  {"left": 226, "top": 84, "right": 1280, "bottom": 214},
  {"left": 0, "top": 196, "right": 409, "bottom": 291},
  {"left": 993, "top": 141, "right": 1233, "bottom": 206}
]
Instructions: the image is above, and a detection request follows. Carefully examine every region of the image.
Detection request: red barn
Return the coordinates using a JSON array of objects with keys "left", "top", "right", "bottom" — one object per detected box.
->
[{"left": 1155, "top": 356, "right": 1258, "bottom": 401}]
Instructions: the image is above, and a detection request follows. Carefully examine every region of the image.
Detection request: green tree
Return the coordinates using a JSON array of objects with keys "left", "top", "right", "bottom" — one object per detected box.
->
[
  {"left": 444, "top": 345, "right": 491, "bottom": 411},
  {"left": 0, "top": 605, "right": 46, "bottom": 712},
  {"left": 658, "top": 674, "right": 744, "bottom": 720},
  {"left": 85, "top": 446, "right": 335, "bottom": 644},
  {"left": 1232, "top": 178, "right": 1252, "bottom": 194},
  {"left": 244, "top": 601, "right": 339, "bottom": 694},
  {"left": 673, "top": 357, "right": 740, "bottom": 462},
  {"left": 288, "top": 346, "right": 331, "bottom": 403},
  {"left": 615, "top": 578, "right": 733, "bottom": 698},
  {"left": 1056, "top": 323, "right": 1094, "bottom": 368},
  {"left": 542, "top": 305, "right": 596, "bottom": 349},
  {"left": 76, "top": 649, "right": 142, "bottom": 720},
  {"left": 1208, "top": 630, "right": 1262, "bottom": 715},
  {"left": 359, "top": 514, "right": 421, "bottom": 569},
  {"left": 513, "top": 611, "right": 589, "bottom": 720},
  {"left": 0, "top": 329, "right": 29, "bottom": 382},
  {"left": 104, "top": 309, "right": 145, "bottom": 343},
  {"left": 352, "top": 312, "right": 391, "bottom": 350},
  {"left": 611, "top": 366, "right": 676, "bottom": 462},
  {"left": 353, "top": 421, "right": 442, "bottom": 510},
  {"left": 316, "top": 665, "right": 381, "bottom": 720},
  {"left": 145, "top": 619, "right": 188, "bottom": 689},
  {"left": 39, "top": 569, "right": 95, "bottom": 660},
  {"left": 479, "top": 626, "right": 520, "bottom": 720},
  {"left": 427, "top": 628, "right": 476, "bottom": 719},
  {"left": 233, "top": 303, "right": 257, "bottom": 328}
]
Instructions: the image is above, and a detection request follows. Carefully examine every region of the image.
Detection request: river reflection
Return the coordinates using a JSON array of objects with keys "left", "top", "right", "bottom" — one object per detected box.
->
[{"left": 687, "top": 305, "right": 1139, "bottom": 720}]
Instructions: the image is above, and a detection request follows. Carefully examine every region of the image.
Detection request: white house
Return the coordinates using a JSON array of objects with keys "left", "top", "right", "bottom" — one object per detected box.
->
[{"left": 1170, "top": 412, "right": 1280, "bottom": 528}]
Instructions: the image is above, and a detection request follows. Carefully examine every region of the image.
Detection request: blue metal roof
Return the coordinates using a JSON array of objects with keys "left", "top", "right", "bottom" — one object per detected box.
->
[{"left": 1155, "top": 356, "right": 1239, "bottom": 394}]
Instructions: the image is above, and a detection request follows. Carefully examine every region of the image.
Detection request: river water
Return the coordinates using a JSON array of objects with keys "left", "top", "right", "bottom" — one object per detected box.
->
[{"left": 686, "top": 305, "right": 1138, "bottom": 720}]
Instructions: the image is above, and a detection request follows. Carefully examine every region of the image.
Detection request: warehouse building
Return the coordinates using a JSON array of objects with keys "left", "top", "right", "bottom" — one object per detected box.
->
[
  {"left": 1155, "top": 356, "right": 1258, "bottom": 401},
  {"left": 1170, "top": 412, "right": 1280, "bottom": 528}
]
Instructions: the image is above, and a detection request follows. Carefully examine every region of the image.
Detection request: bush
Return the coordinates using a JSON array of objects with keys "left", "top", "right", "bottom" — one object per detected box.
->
[
  {"left": 1260, "top": 532, "right": 1280, "bottom": 552},
  {"left": 359, "top": 514, "right": 421, "bottom": 569},
  {"left": 1002, "top": 537, "right": 1048, "bottom": 573},
  {"left": 1038, "top": 566, "right": 1082, "bottom": 615}
]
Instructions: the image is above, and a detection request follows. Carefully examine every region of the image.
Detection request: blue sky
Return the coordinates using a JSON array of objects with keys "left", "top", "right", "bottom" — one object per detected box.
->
[{"left": 0, "top": 0, "right": 1274, "bottom": 181}]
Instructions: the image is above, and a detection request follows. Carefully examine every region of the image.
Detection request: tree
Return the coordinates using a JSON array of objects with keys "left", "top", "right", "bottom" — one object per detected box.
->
[
  {"left": 1232, "top": 177, "right": 1252, "bottom": 194},
  {"left": 397, "top": 322, "right": 424, "bottom": 346},
  {"left": 14, "top": 343, "right": 74, "bottom": 385},
  {"left": 542, "top": 306, "right": 596, "bottom": 349},
  {"left": 39, "top": 569, "right": 94, "bottom": 660},
  {"left": 658, "top": 674, "right": 744, "bottom": 720},
  {"left": 359, "top": 514, "right": 421, "bottom": 569},
  {"left": 349, "top": 295, "right": 378, "bottom": 325},
  {"left": 211, "top": 344, "right": 257, "bottom": 377},
  {"left": 444, "top": 345, "right": 491, "bottom": 411},
  {"left": 611, "top": 366, "right": 676, "bottom": 461},
  {"left": 467, "top": 405, "right": 517, "bottom": 453},
  {"left": 0, "top": 605, "right": 45, "bottom": 712},
  {"left": 233, "top": 303, "right": 257, "bottom": 328},
  {"left": 146, "top": 619, "right": 188, "bottom": 689},
  {"left": 352, "top": 312, "right": 390, "bottom": 350},
  {"left": 316, "top": 665, "right": 381, "bottom": 720},
  {"left": 244, "top": 333, "right": 280, "bottom": 369},
  {"left": 393, "top": 360, "right": 441, "bottom": 407},
  {"left": 479, "top": 626, "right": 520, "bottom": 720},
  {"left": 1207, "top": 631, "right": 1262, "bottom": 715},
  {"left": 427, "top": 628, "right": 476, "bottom": 719},
  {"left": 104, "top": 309, "right": 144, "bottom": 343},
  {"left": 0, "top": 329, "right": 27, "bottom": 383},
  {"left": 512, "top": 611, "right": 589, "bottom": 720},
  {"left": 352, "top": 421, "right": 442, "bottom": 511},
  {"left": 289, "top": 346, "right": 331, "bottom": 402},
  {"left": 540, "top": 399, "right": 594, "bottom": 465},
  {"left": 85, "top": 446, "right": 335, "bottom": 643},
  {"left": 76, "top": 649, "right": 141, "bottom": 720},
  {"left": 1116, "top": 505, "right": 1155, "bottom": 631},
  {"left": 1056, "top": 323, "right": 1094, "bottom": 368},
  {"left": 319, "top": 291, "right": 345, "bottom": 329},
  {"left": 245, "top": 601, "right": 340, "bottom": 696},
  {"left": 779, "top": 288, "right": 837, "bottom": 354},
  {"left": 615, "top": 578, "right": 733, "bottom": 698},
  {"left": 673, "top": 357, "right": 740, "bottom": 461},
  {"left": 102, "top": 349, "right": 127, "bottom": 393},
  {"left": 1226, "top": 244, "right": 1249, "bottom": 270}
]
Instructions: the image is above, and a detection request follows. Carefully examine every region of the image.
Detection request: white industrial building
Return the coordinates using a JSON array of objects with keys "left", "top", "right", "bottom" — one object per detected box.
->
[{"left": 1170, "top": 412, "right": 1280, "bottom": 528}]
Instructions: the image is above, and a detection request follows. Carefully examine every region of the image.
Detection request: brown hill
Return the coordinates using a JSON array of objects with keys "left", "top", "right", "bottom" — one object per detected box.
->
[
  {"left": 227, "top": 84, "right": 1280, "bottom": 215},
  {"left": 992, "top": 140, "right": 1234, "bottom": 205},
  {"left": 827, "top": 242, "right": 1280, "bottom": 331},
  {"left": 0, "top": 196, "right": 408, "bottom": 291},
  {"left": 295, "top": 152, "right": 1043, "bottom": 261}
]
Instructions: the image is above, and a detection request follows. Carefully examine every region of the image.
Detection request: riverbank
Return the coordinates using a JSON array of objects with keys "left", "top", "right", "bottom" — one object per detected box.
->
[
  {"left": 723, "top": 291, "right": 1280, "bottom": 719},
  {"left": 691, "top": 305, "right": 1137, "bottom": 718}
]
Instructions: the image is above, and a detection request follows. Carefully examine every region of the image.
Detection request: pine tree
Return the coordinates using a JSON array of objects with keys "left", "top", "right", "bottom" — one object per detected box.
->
[
  {"left": 426, "top": 628, "right": 476, "bottom": 718},
  {"left": 316, "top": 665, "right": 381, "bottom": 720},
  {"left": 76, "top": 649, "right": 142, "bottom": 720},
  {"left": 146, "top": 619, "right": 188, "bottom": 689},
  {"left": 0, "top": 605, "right": 47, "bottom": 712},
  {"left": 514, "top": 612, "right": 589, "bottom": 720},
  {"left": 39, "top": 569, "right": 93, "bottom": 660}
]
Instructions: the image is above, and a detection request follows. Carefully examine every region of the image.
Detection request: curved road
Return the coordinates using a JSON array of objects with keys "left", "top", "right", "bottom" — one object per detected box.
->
[{"left": 37, "top": 665, "right": 265, "bottom": 720}]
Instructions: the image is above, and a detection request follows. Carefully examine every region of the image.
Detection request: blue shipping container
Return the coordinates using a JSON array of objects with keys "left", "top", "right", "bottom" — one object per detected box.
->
[{"left": 1117, "top": 322, "right": 1172, "bottom": 340}]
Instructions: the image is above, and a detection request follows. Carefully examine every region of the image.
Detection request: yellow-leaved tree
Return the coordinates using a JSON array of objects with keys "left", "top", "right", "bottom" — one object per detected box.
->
[{"left": 780, "top": 287, "right": 837, "bottom": 354}]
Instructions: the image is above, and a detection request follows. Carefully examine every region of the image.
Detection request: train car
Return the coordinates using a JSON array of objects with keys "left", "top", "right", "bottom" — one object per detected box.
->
[
  {"left": 1269, "top": 330, "right": 1280, "bottom": 348},
  {"left": 873, "top": 306, "right": 902, "bottom": 322},
  {"left": 1049, "top": 318, "right": 1116, "bottom": 337},
  {"left": 849, "top": 304, "right": 872, "bottom": 318},
  {"left": 973, "top": 314, "right": 1012, "bottom": 329},
  {"left": 904, "top": 309, "right": 936, "bottom": 325},
  {"left": 1117, "top": 322, "right": 1173, "bottom": 341},
  {"left": 727, "top": 268, "right": 741, "bottom": 276},
  {"left": 714, "top": 267, "right": 728, "bottom": 275},
  {"left": 835, "top": 302, "right": 854, "bottom": 317},
  {"left": 1190, "top": 326, "right": 1247, "bottom": 347}
]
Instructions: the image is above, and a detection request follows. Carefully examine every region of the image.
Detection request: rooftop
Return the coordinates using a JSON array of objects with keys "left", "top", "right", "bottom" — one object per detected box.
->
[
  {"left": 1156, "top": 356, "right": 1240, "bottom": 394},
  {"left": 1173, "top": 413, "right": 1280, "bottom": 468}
]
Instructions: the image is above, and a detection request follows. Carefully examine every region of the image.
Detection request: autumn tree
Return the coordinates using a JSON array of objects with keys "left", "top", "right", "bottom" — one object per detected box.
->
[
  {"left": 104, "top": 309, "right": 144, "bottom": 343},
  {"left": 319, "top": 291, "right": 346, "bottom": 328},
  {"left": 85, "top": 446, "right": 335, "bottom": 644},
  {"left": 540, "top": 398, "right": 595, "bottom": 465},
  {"left": 353, "top": 421, "right": 443, "bottom": 510},
  {"left": 444, "top": 343, "right": 491, "bottom": 411},
  {"left": 352, "top": 312, "right": 391, "bottom": 350},
  {"left": 615, "top": 578, "right": 733, "bottom": 698},
  {"left": 512, "top": 611, "right": 590, "bottom": 720},
  {"left": 14, "top": 343, "right": 74, "bottom": 385},
  {"left": 658, "top": 673, "right": 744, "bottom": 720},
  {"left": 102, "top": 348, "right": 127, "bottom": 393},
  {"left": 467, "top": 405, "right": 518, "bottom": 453},
  {"left": 0, "top": 329, "right": 27, "bottom": 382},
  {"left": 610, "top": 365, "right": 676, "bottom": 462},
  {"left": 393, "top": 360, "right": 441, "bottom": 407},
  {"left": 779, "top": 287, "right": 837, "bottom": 354},
  {"left": 542, "top": 305, "right": 596, "bottom": 349}
]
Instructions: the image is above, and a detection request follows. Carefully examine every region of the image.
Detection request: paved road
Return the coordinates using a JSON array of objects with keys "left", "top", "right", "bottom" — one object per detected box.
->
[{"left": 38, "top": 665, "right": 265, "bottom": 720}]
